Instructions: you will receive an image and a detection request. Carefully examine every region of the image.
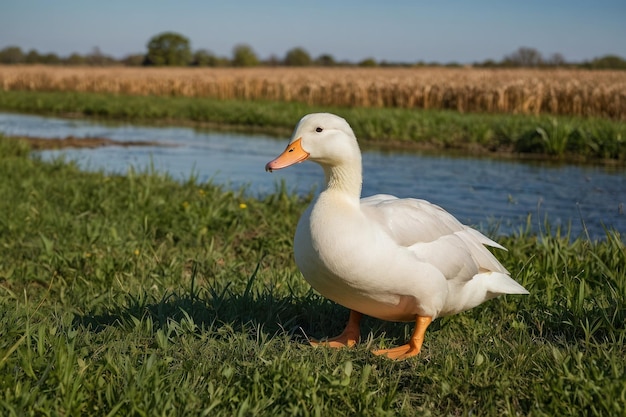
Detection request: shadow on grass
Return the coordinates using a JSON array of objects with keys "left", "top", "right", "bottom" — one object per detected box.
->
[
  {"left": 72, "top": 268, "right": 420, "bottom": 348},
  {"left": 72, "top": 266, "right": 426, "bottom": 347},
  {"left": 71, "top": 276, "right": 623, "bottom": 355}
]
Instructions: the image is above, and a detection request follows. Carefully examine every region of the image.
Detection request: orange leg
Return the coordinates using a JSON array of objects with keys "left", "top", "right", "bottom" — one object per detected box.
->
[
  {"left": 373, "top": 316, "right": 433, "bottom": 360},
  {"left": 309, "top": 310, "right": 362, "bottom": 348}
]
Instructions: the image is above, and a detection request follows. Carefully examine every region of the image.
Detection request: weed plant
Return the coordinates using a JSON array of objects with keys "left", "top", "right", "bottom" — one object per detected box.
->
[
  {"left": 0, "top": 137, "right": 624, "bottom": 416},
  {"left": 1, "top": 90, "right": 625, "bottom": 161}
]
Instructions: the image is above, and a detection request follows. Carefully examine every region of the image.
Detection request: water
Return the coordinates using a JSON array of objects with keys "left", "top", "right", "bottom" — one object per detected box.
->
[{"left": 1, "top": 112, "right": 624, "bottom": 239}]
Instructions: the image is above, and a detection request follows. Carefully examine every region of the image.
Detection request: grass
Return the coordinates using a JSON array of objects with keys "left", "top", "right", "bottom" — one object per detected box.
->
[
  {"left": 1, "top": 89, "right": 626, "bottom": 161},
  {"left": 0, "top": 136, "right": 624, "bottom": 416}
]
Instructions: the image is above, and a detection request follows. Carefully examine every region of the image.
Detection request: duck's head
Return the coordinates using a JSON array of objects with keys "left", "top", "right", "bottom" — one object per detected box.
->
[{"left": 265, "top": 113, "right": 361, "bottom": 172}]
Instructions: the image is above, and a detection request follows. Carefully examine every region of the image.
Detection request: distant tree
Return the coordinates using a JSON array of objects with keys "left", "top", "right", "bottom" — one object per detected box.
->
[
  {"left": 358, "top": 58, "right": 378, "bottom": 67},
  {"left": 0, "top": 46, "right": 24, "bottom": 64},
  {"left": 284, "top": 47, "right": 312, "bottom": 66},
  {"left": 315, "top": 54, "right": 336, "bottom": 66},
  {"left": 24, "top": 49, "right": 41, "bottom": 64},
  {"left": 503, "top": 47, "right": 544, "bottom": 67},
  {"left": 41, "top": 53, "right": 61, "bottom": 65},
  {"left": 585, "top": 54, "right": 626, "bottom": 70},
  {"left": 85, "top": 47, "right": 115, "bottom": 66},
  {"left": 122, "top": 54, "right": 145, "bottom": 66},
  {"left": 65, "top": 53, "right": 86, "bottom": 65},
  {"left": 475, "top": 59, "right": 498, "bottom": 68},
  {"left": 232, "top": 44, "right": 259, "bottom": 67},
  {"left": 214, "top": 56, "right": 231, "bottom": 67},
  {"left": 546, "top": 52, "right": 566, "bottom": 67},
  {"left": 193, "top": 49, "right": 218, "bottom": 67},
  {"left": 145, "top": 32, "right": 192, "bottom": 66}
]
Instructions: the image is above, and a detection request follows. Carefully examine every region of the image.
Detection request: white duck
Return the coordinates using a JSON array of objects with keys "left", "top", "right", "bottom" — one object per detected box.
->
[{"left": 265, "top": 113, "right": 528, "bottom": 360}]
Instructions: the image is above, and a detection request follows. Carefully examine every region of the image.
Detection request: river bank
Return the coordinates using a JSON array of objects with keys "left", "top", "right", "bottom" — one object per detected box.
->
[{"left": 1, "top": 90, "right": 625, "bottom": 163}]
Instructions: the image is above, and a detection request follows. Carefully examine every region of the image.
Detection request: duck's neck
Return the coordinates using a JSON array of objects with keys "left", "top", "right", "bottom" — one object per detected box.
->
[{"left": 322, "top": 161, "right": 362, "bottom": 201}]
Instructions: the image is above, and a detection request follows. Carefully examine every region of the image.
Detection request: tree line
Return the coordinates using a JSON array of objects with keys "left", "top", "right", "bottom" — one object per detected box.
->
[{"left": 1, "top": 32, "right": 625, "bottom": 70}]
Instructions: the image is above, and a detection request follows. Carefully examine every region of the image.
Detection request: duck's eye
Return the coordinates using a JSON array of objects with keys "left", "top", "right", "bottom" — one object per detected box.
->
[{"left": 315, "top": 127, "right": 323, "bottom": 133}]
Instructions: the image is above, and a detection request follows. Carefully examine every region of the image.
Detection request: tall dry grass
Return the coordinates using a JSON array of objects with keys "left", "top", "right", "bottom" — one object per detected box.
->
[{"left": 1, "top": 65, "right": 625, "bottom": 119}]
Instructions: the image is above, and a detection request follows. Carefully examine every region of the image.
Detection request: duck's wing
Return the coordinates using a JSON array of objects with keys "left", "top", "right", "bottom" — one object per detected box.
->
[{"left": 360, "top": 194, "right": 508, "bottom": 276}]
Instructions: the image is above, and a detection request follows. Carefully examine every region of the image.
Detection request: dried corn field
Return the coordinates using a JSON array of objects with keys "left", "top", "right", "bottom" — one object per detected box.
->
[{"left": 1, "top": 65, "right": 625, "bottom": 119}]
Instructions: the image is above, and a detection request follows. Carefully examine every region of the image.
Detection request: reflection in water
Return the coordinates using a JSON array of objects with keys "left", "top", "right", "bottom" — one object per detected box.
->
[{"left": 1, "top": 112, "right": 624, "bottom": 239}]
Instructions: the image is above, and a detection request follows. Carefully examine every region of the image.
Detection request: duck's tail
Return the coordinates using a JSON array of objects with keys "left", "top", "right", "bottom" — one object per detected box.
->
[
  {"left": 481, "top": 271, "right": 529, "bottom": 296},
  {"left": 444, "top": 271, "right": 529, "bottom": 316}
]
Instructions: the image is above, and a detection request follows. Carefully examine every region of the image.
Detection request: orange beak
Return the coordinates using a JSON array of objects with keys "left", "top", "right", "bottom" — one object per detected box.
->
[{"left": 265, "top": 138, "right": 310, "bottom": 172}]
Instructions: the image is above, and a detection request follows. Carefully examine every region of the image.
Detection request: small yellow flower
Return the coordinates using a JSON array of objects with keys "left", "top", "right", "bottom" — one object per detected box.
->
[
  {"left": 239, "top": 203, "right": 247, "bottom": 209},
  {"left": 83, "top": 252, "right": 92, "bottom": 258},
  {"left": 134, "top": 249, "right": 140, "bottom": 256},
  {"left": 182, "top": 201, "right": 190, "bottom": 209},
  {"left": 198, "top": 189, "right": 206, "bottom": 196}
]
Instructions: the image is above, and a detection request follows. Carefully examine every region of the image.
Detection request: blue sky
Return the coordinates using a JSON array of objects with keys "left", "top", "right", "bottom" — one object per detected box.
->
[{"left": 2, "top": 0, "right": 625, "bottom": 63}]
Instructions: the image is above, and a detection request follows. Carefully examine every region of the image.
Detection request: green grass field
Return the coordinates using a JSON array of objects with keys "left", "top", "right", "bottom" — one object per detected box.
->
[
  {"left": 0, "top": 136, "right": 624, "bottom": 416},
  {"left": 1, "top": 90, "right": 626, "bottom": 162}
]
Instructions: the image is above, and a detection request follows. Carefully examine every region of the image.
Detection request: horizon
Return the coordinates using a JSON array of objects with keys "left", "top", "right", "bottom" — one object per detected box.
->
[{"left": 1, "top": 1, "right": 625, "bottom": 64}]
